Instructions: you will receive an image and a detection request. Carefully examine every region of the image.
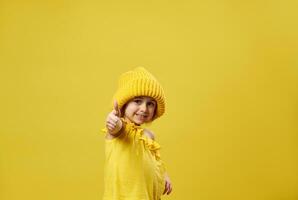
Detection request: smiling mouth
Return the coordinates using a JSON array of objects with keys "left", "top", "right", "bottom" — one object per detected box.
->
[{"left": 136, "top": 114, "right": 148, "bottom": 119}]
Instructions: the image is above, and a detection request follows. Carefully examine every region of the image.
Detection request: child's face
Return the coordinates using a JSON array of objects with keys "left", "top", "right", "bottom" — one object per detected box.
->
[{"left": 123, "top": 96, "right": 157, "bottom": 125}]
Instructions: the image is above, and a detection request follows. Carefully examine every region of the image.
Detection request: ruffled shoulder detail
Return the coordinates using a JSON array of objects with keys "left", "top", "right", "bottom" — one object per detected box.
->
[
  {"left": 139, "top": 135, "right": 161, "bottom": 160},
  {"left": 139, "top": 136, "right": 166, "bottom": 171},
  {"left": 122, "top": 118, "right": 144, "bottom": 132}
]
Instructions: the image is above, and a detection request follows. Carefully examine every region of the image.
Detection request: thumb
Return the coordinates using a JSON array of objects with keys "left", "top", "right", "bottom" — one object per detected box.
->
[{"left": 113, "top": 100, "right": 121, "bottom": 117}]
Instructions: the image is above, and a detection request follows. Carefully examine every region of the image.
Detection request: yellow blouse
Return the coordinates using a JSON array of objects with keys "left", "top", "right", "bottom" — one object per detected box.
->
[{"left": 101, "top": 119, "right": 166, "bottom": 200}]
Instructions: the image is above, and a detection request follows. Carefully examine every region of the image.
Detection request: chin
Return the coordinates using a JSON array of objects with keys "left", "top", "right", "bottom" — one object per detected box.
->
[
  {"left": 133, "top": 120, "right": 144, "bottom": 125},
  {"left": 130, "top": 116, "right": 152, "bottom": 125},
  {"left": 132, "top": 118, "right": 146, "bottom": 125}
]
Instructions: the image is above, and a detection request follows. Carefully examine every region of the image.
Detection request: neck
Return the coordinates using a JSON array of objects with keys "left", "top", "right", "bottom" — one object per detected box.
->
[{"left": 124, "top": 117, "right": 141, "bottom": 126}]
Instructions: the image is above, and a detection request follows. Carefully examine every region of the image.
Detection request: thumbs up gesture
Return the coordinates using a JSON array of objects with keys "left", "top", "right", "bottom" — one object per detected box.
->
[{"left": 105, "top": 101, "right": 123, "bottom": 135}]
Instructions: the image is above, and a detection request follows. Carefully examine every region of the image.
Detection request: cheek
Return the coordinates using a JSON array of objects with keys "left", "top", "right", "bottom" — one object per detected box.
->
[
  {"left": 125, "top": 106, "right": 137, "bottom": 115},
  {"left": 149, "top": 107, "right": 156, "bottom": 115}
]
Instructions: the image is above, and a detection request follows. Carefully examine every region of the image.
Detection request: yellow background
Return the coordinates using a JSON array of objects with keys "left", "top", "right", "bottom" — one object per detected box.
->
[{"left": 1, "top": 1, "right": 297, "bottom": 200}]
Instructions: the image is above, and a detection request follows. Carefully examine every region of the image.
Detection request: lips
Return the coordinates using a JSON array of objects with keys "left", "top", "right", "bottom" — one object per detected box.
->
[{"left": 136, "top": 113, "right": 147, "bottom": 120}]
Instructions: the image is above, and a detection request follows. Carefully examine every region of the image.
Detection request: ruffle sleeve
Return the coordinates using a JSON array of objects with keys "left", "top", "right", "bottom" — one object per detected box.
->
[{"left": 139, "top": 135, "right": 167, "bottom": 172}]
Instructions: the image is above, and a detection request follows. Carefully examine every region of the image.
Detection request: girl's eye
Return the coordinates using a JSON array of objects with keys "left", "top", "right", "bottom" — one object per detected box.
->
[
  {"left": 147, "top": 102, "right": 156, "bottom": 107},
  {"left": 134, "top": 99, "right": 142, "bottom": 104}
]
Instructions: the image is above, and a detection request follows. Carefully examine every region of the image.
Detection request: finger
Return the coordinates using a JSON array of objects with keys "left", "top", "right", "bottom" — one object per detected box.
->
[
  {"left": 165, "top": 188, "right": 169, "bottom": 195},
  {"left": 107, "top": 120, "right": 117, "bottom": 127},
  {"left": 163, "top": 185, "right": 167, "bottom": 195},
  {"left": 106, "top": 121, "right": 116, "bottom": 128},
  {"left": 107, "top": 118, "right": 117, "bottom": 126},
  {"left": 107, "top": 117, "right": 117, "bottom": 125},
  {"left": 107, "top": 122, "right": 115, "bottom": 129},
  {"left": 107, "top": 121, "right": 116, "bottom": 126},
  {"left": 109, "top": 115, "right": 120, "bottom": 123},
  {"left": 163, "top": 182, "right": 168, "bottom": 195},
  {"left": 166, "top": 182, "right": 171, "bottom": 194},
  {"left": 106, "top": 112, "right": 116, "bottom": 124},
  {"left": 167, "top": 185, "right": 172, "bottom": 195},
  {"left": 113, "top": 100, "right": 121, "bottom": 117},
  {"left": 107, "top": 124, "right": 115, "bottom": 131},
  {"left": 163, "top": 188, "right": 167, "bottom": 195},
  {"left": 167, "top": 189, "right": 172, "bottom": 195}
]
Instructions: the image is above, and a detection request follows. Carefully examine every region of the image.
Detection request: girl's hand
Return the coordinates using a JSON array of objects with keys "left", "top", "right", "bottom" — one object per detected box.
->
[
  {"left": 106, "top": 101, "right": 122, "bottom": 135},
  {"left": 163, "top": 173, "right": 173, "bottom": 195}
]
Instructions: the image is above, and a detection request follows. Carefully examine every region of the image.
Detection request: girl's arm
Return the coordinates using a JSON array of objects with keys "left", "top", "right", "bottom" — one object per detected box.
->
[{"left": 163, "top": 172, "right": 173, "bottom": 195}]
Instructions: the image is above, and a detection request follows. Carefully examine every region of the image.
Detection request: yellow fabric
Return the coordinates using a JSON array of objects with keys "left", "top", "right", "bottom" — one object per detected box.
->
[
  {"left": 112, "top": 67, "right": 166, "bottom": 120},
  {"left": 101, "top": 119, "right": 166, "bottom": 200}
]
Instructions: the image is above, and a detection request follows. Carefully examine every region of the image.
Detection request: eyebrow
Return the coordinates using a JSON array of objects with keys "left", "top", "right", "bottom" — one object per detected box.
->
[
  {"left": 134, "top": 97, "right": 156, "bottom": 103},
  {"left": 133, "top": 97, "right": 143, "bottom": 100}
]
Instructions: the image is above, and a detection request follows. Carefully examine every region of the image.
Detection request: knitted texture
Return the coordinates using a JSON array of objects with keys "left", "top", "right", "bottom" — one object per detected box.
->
[{"left": 112, "top": 67, "right": 165, "bottom": 119}]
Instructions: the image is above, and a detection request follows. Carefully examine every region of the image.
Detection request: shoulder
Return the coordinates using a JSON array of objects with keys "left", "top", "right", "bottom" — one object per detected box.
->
[{"left": 143, "top": 128, "right": 155, "bottom": 140}]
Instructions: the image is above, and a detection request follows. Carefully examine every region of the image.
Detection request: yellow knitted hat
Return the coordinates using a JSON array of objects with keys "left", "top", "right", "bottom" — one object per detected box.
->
[{"left": 112, "top": 67, "right": 165, "bottom": 120}]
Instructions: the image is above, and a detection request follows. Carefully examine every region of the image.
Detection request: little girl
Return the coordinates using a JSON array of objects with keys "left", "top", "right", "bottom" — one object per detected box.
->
[{"left": 101, "top": 67, "right": 172, "bottom": 200}]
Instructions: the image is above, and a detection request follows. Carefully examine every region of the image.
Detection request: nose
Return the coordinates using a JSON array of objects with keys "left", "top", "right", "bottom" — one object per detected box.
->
[{"left": 139, "top": 102, "right": 148, "bottom": 112}]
